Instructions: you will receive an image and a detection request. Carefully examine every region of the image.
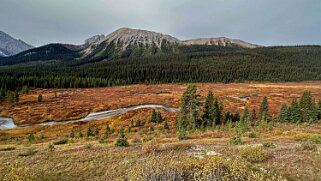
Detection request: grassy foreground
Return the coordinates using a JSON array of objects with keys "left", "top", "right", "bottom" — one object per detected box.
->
[{"left": 0, "top": 122, "right": 320, "bottom": 181}]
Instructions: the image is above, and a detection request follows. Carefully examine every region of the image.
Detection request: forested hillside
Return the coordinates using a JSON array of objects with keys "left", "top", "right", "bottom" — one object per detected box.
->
[{"left": 0, "top": 46, "right": 320, "bottom": 91}]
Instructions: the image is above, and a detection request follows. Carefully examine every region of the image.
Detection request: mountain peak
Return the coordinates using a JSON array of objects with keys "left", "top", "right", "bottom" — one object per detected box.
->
[
  {"left": 104, "top": 27, "right": 180, "bottom": 48},
  {"left": 0, "top": 30, "right": 34, "bottom": 56},
  {"left": 183, "top": 37, "right": 262, "bottom": 48}
]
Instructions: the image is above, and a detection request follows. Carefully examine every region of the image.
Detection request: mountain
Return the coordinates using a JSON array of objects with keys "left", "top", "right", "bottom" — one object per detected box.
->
[
  {"left": 82, "top": 28, "right": 181, "bottom": 59},
  {"left": 0, "top": 31, "right": 34, "bottom": 56},
  {"left": 0, "top": 27, "right": 262, "bottom": 65},
  {"left": 183, "top": 37, "right": 262, "bottom": 49}
]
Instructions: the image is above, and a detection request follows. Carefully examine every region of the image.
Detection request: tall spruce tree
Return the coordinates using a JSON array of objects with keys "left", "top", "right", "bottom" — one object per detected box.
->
[
  {"left": 288, "top": 99, "right": 302, "bottom": 123},
  {"left": 299, "top": 91, "right": 317, "bottom": 122},
  {"left": 241, "top": 104, "right": 249, "bottom": 122},
  {"left": 278, "top": 104, "right": 288, "bottom": 122},
  {"left": 250, "top": 108, "right": 257, "bottom": 125},
  {"left": 259, "top": 96, "right": 269, "bottom": 122},
  {"left": 178, "top": 84, "right": 200, "bottom": 130},
  {"left": 317, "top": 99, "right": 321, "bottom": 120},
  {"left": 202, "top": 91, "right": 215, "bottom": 128},
  {"left": 214, "top": 99, "right": 221, "bottom": 127},
  {"left": 151, "top": 110, "right": 157, "bottom": 123},
  {"left": 115, "top": 128, "right": 129, "bottom": 147}
]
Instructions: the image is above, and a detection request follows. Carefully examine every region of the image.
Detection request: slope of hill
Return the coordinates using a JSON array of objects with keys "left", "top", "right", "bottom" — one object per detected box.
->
[
  {"left": 0, "top": 27, "right": 261, "bottom": 65},
  {"left": 183, "top": 37, "right": 262, "bottom": 49},
  {"left": 0, "top": 31, "right": 34, "bottom": 56}
]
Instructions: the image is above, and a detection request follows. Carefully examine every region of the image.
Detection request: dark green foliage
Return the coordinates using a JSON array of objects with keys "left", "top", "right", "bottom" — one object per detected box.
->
[
  {"left": 151, "top": 110, "right": 163, "bottom": 123},
  {"left": 201, "top": 91, "right": 216, "bottom": 128},
  {"left": 241, "top": 104, "right": 249, "bottom": 123},
  {"left": 21, "top": 85, "right": 29, "bottom": 94},
  {"left": 136, "top": 120, "right": 143, "bottom": 127},
  {"left": 2, "top": 46, "right": 321, "bottom": 90},
  {"left": 70, "top": 129, "right": 75, "bottom": 138},
  {"left": 37, "top": 94, "right": 43, "bottom": 102},
  {"left": 104, "top": 123, "right": 111, "bottom": 138},
  {"left": 229, "top": 134, "right": 243, "bottom": 145},
  {"left": 151, "top": 110, "right": 157, "bottom": 123},
  {"left": 86, "top": 124, "right": 95, "bottom": 137},
  {"left": 278, "top": 104, "right": 288, "bottom": 122},
  {"left": 7, "top": 91, "right": 14, "bottom": 105},
  {"left": 178, "top": 84, "right": 200, "bottom": 130},
  {"left": 317, "top": 100, "right": 321, "bottom": 120},
  {"left": 288, "top": 99, "right": 302, "bottom": 123},
  {"left": 93, "top": 128, "right": 99, "bottom": 136},
  {"left": 299, "top": 91, "right": 317, "bottom": 122},
  {"left": 78, "top": 130, "right": 84, "bottom": 138},
  {"left": 178, "top": 128, "right": 187, "bottom": 140},
  {"left": 201, "top": 91, "right": 221, "bottom": 128},
  {"left": 250, "top": 108, "right": 257, "bottom": 124},
  {"left": 248, "top": 132, "right": 257, "bottom": 138},
  {"left": 115, "top": 128, "right": 129, "bottom": 147},
  {"left": 28, "top": 133, "right": 35, "bottom": 142},
  {"left": 163, "top": 119, "right": 169, "bottom": 130},
  {"left": 259, "top": 96, "right": 269, "bottom": 121}
]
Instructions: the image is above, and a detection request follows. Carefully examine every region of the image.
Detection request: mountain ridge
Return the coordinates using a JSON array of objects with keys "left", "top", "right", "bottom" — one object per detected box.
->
[{"left": 0, "top": 31, "right": 34, "bottom": 56}]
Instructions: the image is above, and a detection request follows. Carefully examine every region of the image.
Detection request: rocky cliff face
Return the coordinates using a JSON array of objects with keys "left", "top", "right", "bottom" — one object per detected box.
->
[{"left": 0, "top": 31, "right": 34, "bottom": 56}]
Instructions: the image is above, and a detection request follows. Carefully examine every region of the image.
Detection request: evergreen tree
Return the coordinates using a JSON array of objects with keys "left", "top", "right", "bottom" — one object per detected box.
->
[
  {"left": 151, "top": 110, "right": 157, "bottom": 123},
  {"left": 115, "top": 128, "right": 129, "bottom": 147},
  {"left": 78, "top": 129, "right": 84, "bottom": 138},
  {"left": 94, "top": 128, "right": 99, "bottom": 136},
  {"left": 86, "top": 124, "right": 94, "bottom": 137},
  {"left": 241, "top": 104, "right": 249, "bottom": 122},
  {"left": 38, "top": 94, "right": 43, "bottom": 102},
  {"left": 130, "top": 120, "right": 134, "bottom": 128},
  {"left": 288, "top": 99, "right": 302, "bottom": 123},
  {"left": 213, "top": 99, "right": 221, "bottom": 127},
  {"left": 104, "top": 123, "right": 111, "bottom": 138},
  {"left": 70, "top": 129, "right": 75, "bottom": 138},
  {"left": 163, "top": 119, "right": 169, "bottom": 130},
  {"left": 299, "top": 91, "right": 317, "bottom": 122},
  {"left": 178, "top": 84, "right": 200, "bottom": 130},
  {"left": 278, "top": 104, "right": 288, "bottom": 123},
  {"left": 250, "top": 108, "right": 257, "bottom": 125},
  {"left": 22, "top": 85, "right": 29, "bottom": 94},
  {"left": 317, "top": 99, "right": 321, "bottom": 120},
  {"left": 201, "top": 91, "right": 215, "bottom": 128},
  {"left": 136, "top": 120, "right": 142, "bottom": 127},
  {"left": 156, "top": 112, "right": 163, "bottom": 123},
  {"left": 28, "top": 133, "right": 35, "bottom": 142},
  {"left": 259, "top": 96, "right": 269, "bottom": 122},
  {"left": 7, "top": 91, "right": 14, "bottom": 105}
]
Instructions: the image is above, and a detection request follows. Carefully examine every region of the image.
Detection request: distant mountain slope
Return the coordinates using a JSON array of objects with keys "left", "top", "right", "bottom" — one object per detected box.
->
[
  {"left": 0, "top": 31, "right": 34, "bottom": 56},
  {"left": 82, "top": 28, "right": 181, "bottom": 59},
  {"left": 183, "top": 37, "right": 262, "bottom": 49},
  {"left": 0, "top": 27, "right": 263, "bottom": 65},
  {"left": 0, "top": 44, "right": 81, "bottom": 65}
]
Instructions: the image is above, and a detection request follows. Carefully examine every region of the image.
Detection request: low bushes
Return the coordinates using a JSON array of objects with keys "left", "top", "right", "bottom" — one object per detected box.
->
[
  {"left": 126, "top": 154, "right": 285, "bottom": 180},
  {"left": 239, "top": 146, "right": 268, "bottom": 163}
]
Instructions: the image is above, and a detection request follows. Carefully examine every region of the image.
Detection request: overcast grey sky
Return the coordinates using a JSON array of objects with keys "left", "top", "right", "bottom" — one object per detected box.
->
[{"left": 1, "top": 0, "right": 321, "bottom": 47}]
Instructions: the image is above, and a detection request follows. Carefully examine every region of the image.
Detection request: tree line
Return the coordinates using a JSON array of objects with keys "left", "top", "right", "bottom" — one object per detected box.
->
[
  {"left": 0, "top": 46, "right": 321, "bottom": 90},
  {"left": 176, "top": 85, "right": 321, "bottom": 137}
]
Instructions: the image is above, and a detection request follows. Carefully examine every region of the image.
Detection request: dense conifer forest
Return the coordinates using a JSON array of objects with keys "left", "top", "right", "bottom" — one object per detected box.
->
[{"left": 0, "top": 45, "right": 320, "bottom": 92}]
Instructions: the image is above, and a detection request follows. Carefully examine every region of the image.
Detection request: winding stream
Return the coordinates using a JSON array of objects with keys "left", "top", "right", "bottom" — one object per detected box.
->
[{"left": 0, "top": 104, "right": 179, "bottom": 130}]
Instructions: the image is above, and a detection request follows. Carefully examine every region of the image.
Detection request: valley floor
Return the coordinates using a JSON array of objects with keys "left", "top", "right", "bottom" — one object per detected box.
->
[
  {"left": 0, "top": 82, "right": 321, "bottom": 180},
  {"left": 0, "top": 123, "right": 321, "bottom": 181}
]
